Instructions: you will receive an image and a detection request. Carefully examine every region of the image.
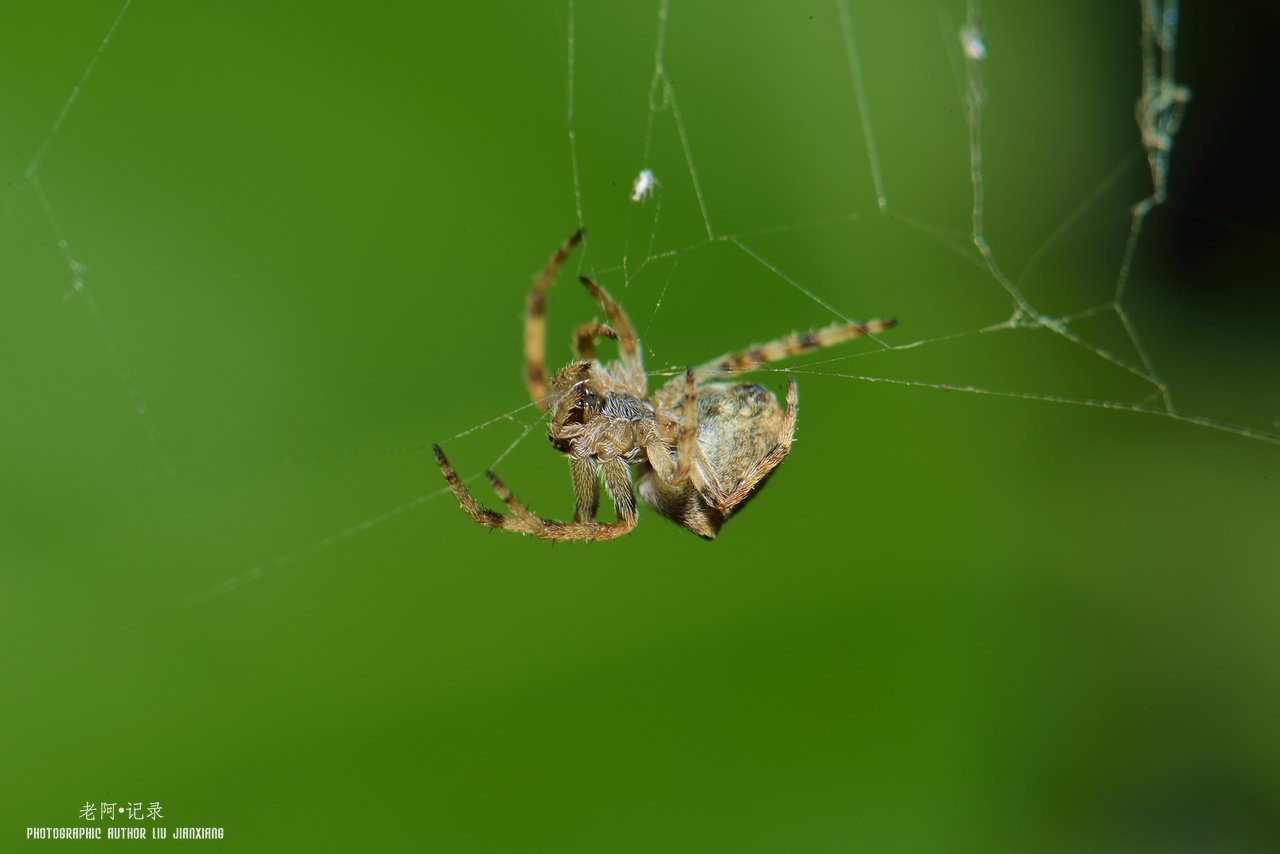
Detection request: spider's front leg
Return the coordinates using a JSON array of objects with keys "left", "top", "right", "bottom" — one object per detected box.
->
[
  {"left": 596, "top": 457, "right": 638, "bottom": 531},
  {"left": 433, "top": 444, "right": 514, "bottom": 531},
  {"left": 578, "top": 276, "right": 646, "bottom": 395},
  {"left": 495, "top": 452, "right": 635, "bottom": 540},
  {"left": 433, "top": 444, "right": 637, "bottom": 541},
  {"left": 564, "top": 432, "right": 639, "bottom": 531},
  {"left": 568, "top": 455, "right": 598, "bottom": 522},
  {"left": 524, "top": 230, "right": 585, "bottom": 411}
]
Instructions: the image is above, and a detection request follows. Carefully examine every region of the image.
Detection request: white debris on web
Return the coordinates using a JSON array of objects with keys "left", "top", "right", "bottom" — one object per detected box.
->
[
  {"left": 959, "top": 21, "right": 986, "bottom": 61},
  {"left": 630, "top": 168, "right": 659, "bottom": 203}
]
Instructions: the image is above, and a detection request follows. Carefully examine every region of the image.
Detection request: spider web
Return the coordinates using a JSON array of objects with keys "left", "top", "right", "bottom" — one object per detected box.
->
[
  {"left": 3, "top": 0, "right": 1275, "bottom": 607},
  {"left": 7, "top": 3, "right": 1280, "bottom": 848}
]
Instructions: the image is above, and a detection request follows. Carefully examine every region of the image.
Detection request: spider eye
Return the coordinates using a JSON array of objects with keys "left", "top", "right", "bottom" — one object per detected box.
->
[{"left": 548, "top": 433, "right": 572, "bottom": 454}]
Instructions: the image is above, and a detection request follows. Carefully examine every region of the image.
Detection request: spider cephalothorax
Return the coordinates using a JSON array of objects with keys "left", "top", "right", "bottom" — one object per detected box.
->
[{"left": 433, "top": 230, "right": 895, "bottom": 541}]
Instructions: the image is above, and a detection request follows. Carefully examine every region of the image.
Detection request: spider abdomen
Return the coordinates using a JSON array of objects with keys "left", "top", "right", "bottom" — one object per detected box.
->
[
  {"left": 636, "top": 381, "right": 787, "bottom": 540},
  {"left": 694, "top": 383, "right": 785, "bottom": 484}
]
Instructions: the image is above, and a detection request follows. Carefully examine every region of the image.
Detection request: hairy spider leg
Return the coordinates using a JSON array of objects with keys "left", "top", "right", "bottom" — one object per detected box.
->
[
  {"left": 489, "top": 453, "right": 638, "bottom": 540},
  {"left": 672, "top": 367, "right": 699, "bottom": 485},
  {"left": 546, "top": 368, "right": 599, "bottom": 521},
  {"left": 577, "top": 276, "right": 646, "bottom": 395},
  {"left": 569, "top": 455, "right": 598, "bottom": 521},
  {"left": 432, "top": 444, "right": 505, "bottom": 528},
  {"left": 524, "top": 229, "right": 585, "bottom": 411},
  {"left": 433, "top": 444, "right": 637, "bottom": 541},
  {"left": 548, "top": 360, "right": 592, "bottom": 393},
  {"left": 692, "top": 317, "right": 897, "bottom": 383},
  {"left": 571, "top": 321, "right": 618, "bottom": 360}
]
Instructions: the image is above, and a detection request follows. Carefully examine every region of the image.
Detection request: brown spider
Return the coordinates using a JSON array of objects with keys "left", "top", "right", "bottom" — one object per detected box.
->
[{"left": 433, "top": 230, "right": 896, "bottom": 541}]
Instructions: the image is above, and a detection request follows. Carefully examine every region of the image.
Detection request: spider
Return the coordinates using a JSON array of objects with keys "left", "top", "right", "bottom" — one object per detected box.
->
[{"left": 433, "top": 230, "right": 896, "bottom": 541}]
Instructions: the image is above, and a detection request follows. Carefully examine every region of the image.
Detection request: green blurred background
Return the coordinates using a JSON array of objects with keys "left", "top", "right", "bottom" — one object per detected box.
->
[{"left": 3, "top": 1, "right": 1278, "bottom": 850}]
